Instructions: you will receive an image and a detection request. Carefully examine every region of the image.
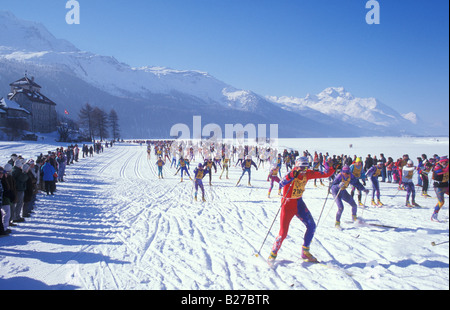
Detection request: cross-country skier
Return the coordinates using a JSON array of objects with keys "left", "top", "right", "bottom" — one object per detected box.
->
[
  {"left": 431, "top": 156, "right": 449, "bottom": 221},
  {"left": 170, "top": 153, "right": 177, "bottom": 168},
  {"left": 156, "top": 156, "right": 165, "bottom": 179},
  {"left": 398, "top": 154, "right": 410, "bottom": 190},
  {"left": 330, "top": 165, "right": 369, "bottom": 230},
  {"left": 236, "top": 155, "right": 257, "bottom": 186},
  {"left": 350, "top": 157, "right": 366, "bottom": 206},
  {"left": 268, "top": 157, "right": 335, "bottom": 263},
  {"left": 402, "top": 160, "right": 419, "bottom": 208},
  {"left": 419, "top": 157, "right": 434, "bottom": 197},
  {"left": 312, "top": 152, "right": 324, "bottom": 187},
  {"left": 176, "top": 156, "right": 192, "bottom": 182},
  {"left": 366, "top": 161, "right": 384, "bottom": 206},
  {"left": 276, "top": 154, "right": 283, "bottom": 177},
  {"left": 219, "top": 157, "right": 230, "bottom": 179},
  {"left": 203, "top": 157, "right": 217, "bottom": 186},
  {"left": 267, "top": 164, "right": 281, "bottom": 198},
  {"left": 193, "top": 163, "right": 207, "bottom": 202}
]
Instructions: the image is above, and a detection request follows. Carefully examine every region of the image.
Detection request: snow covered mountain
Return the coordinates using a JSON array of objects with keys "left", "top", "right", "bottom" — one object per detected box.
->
[
  {"left": 267, "top": 87, "right": 429, "bottom": 136},
  {"left": 0, "top": 11, "right": 431, "bottom": 138}
]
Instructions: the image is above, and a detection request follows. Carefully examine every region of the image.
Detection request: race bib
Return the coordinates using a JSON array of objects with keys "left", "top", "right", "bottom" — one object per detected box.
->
[{"left": 291, "top": 177, "right": 308, "bottom": 199}]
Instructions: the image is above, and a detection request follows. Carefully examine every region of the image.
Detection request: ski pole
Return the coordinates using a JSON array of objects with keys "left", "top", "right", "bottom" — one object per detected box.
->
[
  {"left": 390, "top": 184, "right": 404, "bottom": 199},
  {"left": 322, "top": 187, "right": 342, "bottom": 224},
  {"left": 316, "top": 185, "right": 331, "bottom": 228},
  {"left": 255, "top": 180, "right": 294, "bottom": 257},
  {"left": 431, "top": 240, "right": 449, "bottom": 246},
  {"left": 360, "top": 190, "right": 369, "bottom": 218}
]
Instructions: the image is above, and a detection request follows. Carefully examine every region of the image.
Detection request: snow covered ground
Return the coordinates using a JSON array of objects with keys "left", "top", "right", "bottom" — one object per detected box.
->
[{"left": 0, "top": 136, "right": 448, "bottom": 291}]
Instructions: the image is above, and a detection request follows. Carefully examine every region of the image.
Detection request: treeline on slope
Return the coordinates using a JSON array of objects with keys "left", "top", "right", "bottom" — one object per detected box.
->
[{"left": 57, "top": 103, "right": 120, "bottom": 143}]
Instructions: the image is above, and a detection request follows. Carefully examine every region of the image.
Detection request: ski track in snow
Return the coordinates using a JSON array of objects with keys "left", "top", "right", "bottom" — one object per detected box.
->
[{"left": 0, "top": 139, "right": 449, "bottom": 290}]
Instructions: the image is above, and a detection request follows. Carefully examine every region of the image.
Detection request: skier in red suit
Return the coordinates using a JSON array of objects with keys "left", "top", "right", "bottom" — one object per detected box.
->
[{"left": 268, "top": 157, "right": 334, "bottom": 263}]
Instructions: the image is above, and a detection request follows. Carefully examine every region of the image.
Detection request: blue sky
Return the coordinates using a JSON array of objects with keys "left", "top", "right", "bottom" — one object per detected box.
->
[{"left": 1, "top": 0, "right": 449, "bottom": 127}]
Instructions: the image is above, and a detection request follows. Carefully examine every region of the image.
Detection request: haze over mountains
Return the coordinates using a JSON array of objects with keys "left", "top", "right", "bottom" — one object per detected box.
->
[{"left": 0, "top": 11, "right": 442, "bottom": 139}]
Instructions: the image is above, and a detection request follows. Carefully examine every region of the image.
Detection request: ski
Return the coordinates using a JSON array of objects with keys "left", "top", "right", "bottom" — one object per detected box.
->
[
  {"left": 431, "top": 217, "right": 448, "bottom": 223},
  {"left": 366, "top": 223, "right": 398, "bottom": 229},
  {"left": 301, "top": 260, "right": 353, "bottom": 276},
  {"left": 254, "top": 252, "right": 276, "bottom": 269},
  {"left": 345, "top": 220, "right": 398, "bottom": 229}
]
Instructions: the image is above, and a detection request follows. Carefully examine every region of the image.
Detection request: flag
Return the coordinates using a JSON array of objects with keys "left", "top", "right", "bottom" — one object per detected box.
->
[{"left": 64, "top": 109, "right": 69, "bottom": 115}]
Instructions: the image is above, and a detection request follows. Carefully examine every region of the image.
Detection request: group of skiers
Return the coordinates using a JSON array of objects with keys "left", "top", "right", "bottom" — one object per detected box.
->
[
  {"left": 0, "top": 142, "right": 113, "bottom": 237},
  {"left": 268, "top": 151, "right": 448, "bottom": 263},
  {"left": 145, "top": 140, "right": 448, "bottom": 263}
]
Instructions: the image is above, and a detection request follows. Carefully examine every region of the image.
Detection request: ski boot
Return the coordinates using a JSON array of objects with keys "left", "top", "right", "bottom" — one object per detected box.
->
[
  {"left": 268, "top": 251, "right": 277, "bottom": 262},
  {"left": 202, "top": 196, "right": 206, "bottom": 202},
  {"left": 301, "top": 246, "right": 318, "bottom": 263},
  {"left": 431, "top": 212, "right": 439, "bottom": 222},
  {"left": 371, "top": 199, "right": 377, "bottom": 206},
  {"left": 335, "top": 221, "right": 342, "bottom": 230},
  {"left": 411, "top": 201, "right": 420, "bottom": 207},
  {"left": 268, "top": 191, "right": 271, "bottom": 198},
  {"left": 406, "top": 200, "right": 413, "bottom": 208},
  {"left": 278, "top": 189, "right": 282, "bottom": 196},
  {"left": 422, "top": 191, "right": 431, "bottom": 198},
  {"left": 377, "top": 200, "right": 384, "bottom": 207}
]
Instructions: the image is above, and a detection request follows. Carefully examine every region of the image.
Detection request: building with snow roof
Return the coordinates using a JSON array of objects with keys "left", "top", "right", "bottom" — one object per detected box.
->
[
  {"left": 0, "top": 96, "right": 31, "bottom": 121},
  {"left": 6, "top": 75, "right": 57, "bottom": 133}
]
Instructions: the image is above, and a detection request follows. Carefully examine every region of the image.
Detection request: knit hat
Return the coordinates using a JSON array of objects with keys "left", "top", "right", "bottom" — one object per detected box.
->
[
  {"left": 4, "top": 163, "right": 13, "bottom": 173},
  {"left": 22, "top": 163, "right": 30, "bottom": 173},
  {"left": 14, "top": 158, "right": 25, "bottom": 168},
  {"left": 295, "top": 156, "right": 309, "bottom": 168},
  {"left": 342, "top": 165, "right": 351, "bottom": 173}
]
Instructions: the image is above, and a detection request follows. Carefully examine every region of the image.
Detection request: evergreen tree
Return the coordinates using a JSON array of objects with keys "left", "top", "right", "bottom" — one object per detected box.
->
[
  {"left": 92, "top": 107, "right": 109, "bottom": 141},
  {"left": 78, "top": 103, "right": 95, "bottom": 141},
  {"left": 109, "top": 109, "right": 120, "bottom": 141}
]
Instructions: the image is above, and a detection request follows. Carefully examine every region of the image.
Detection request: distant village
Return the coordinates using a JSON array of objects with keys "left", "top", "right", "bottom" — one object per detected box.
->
[{"left": 0, "top": 75, "right": 57, "bottom": 140}]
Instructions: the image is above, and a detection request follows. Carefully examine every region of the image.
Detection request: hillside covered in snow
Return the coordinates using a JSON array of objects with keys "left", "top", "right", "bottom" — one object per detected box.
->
[{"left": 0, "top": 11, "right": 440, "bottom": 139}]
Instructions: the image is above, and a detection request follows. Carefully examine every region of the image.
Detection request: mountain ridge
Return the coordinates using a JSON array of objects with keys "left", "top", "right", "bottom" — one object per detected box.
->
[{"left": 0, "top": 11, "right": 439, "bottom": 139}]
